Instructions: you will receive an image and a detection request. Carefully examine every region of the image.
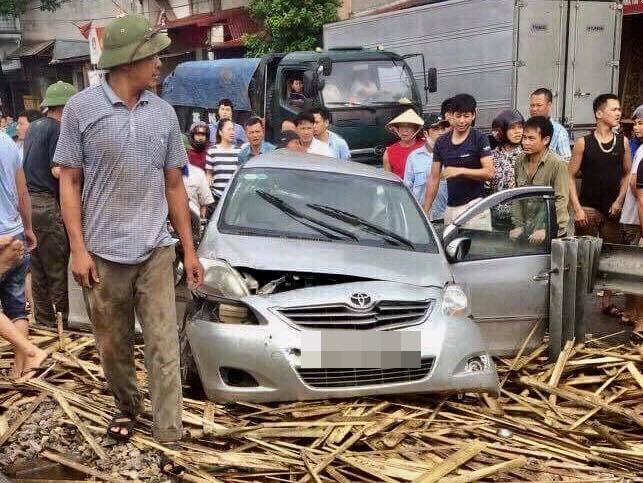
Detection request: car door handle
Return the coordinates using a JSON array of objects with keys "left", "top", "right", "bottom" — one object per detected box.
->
[{"left": 532, "top": 268, "right": 558, "bottom": 282}]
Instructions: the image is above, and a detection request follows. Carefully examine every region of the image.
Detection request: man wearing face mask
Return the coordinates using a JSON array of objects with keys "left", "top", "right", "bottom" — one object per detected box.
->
[
  {"left": 405, "top": 113, "right": 449, "bottom": 221},
  {"left": 186, "top": 122, "right": 210, "bottom": 171}
]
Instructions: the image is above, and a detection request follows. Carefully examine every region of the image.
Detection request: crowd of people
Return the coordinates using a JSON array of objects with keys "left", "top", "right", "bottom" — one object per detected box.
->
[{"left": 0, "top": 12, "right": 642, "bottom": 474}]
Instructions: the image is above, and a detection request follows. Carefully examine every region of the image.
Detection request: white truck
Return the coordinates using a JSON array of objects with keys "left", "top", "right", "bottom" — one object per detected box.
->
[{"left": 324, "top": 0, "right": 623, "bottom": 135}]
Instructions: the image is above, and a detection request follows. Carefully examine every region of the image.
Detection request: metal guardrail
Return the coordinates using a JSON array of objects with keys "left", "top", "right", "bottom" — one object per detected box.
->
[
  {"left": 594, "top": 243, "right": 643, "bottom": 296},
  {"left": 549, "top": 236, "right": 642, "bottom": 360}
]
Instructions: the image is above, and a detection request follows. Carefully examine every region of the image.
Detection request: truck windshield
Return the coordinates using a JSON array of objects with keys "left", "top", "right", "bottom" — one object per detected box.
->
[
  {"left": 321, "top": 60, "right": 416, "bottom": 106},
  {"left": 219, "top": 167, "right": 438, "bottom": 253}
]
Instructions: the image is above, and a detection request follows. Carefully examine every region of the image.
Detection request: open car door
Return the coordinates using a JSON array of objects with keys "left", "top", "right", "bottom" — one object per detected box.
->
[{"left": 442, "top": 187, "right": 557, "bottom": 355}]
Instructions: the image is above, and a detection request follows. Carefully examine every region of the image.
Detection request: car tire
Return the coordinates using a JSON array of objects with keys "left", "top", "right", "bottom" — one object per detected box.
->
[{"left": 179, "top": 300, "right": 205, "bottom": 399}]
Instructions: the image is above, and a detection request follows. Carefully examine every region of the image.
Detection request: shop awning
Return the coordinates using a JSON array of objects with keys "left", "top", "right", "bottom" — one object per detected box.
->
[
  {"left": 623, "top": 0, "right": 643, "bottom": 15},
  {"left": 165, "top": 7, "right": 260, "bottom": 48},
  {"left": 7, "top": 40, "right": 54, "bottom": 60},
  {"left": 50, "top": 39, "right": 89, "bottom": 64}
]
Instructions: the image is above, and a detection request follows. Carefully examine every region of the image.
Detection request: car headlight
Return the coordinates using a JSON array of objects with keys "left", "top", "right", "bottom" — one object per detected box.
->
[
  {"left": 441, "top": 284, "right": 470, "bottom": 317},
  {"left": 194, "top": 258, "right": 250, "bottom": 302}
]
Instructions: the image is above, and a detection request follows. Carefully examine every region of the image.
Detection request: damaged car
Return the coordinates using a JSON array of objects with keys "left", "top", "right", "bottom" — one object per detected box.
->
[{"left": 181, "top": 150, "right": 557, "bottom": 403}]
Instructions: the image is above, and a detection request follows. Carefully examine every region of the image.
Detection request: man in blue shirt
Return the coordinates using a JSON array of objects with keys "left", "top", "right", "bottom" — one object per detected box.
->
[
  {"left": 208, "top": 98, "right": 247, "bottom": 147},
  {"left": 529, "top": 88, "right": 571, "bottom": 161},
  {"left": 311, "top": 106, "right": 351, "bottom": 160},
  {"left": 404, "top": 113, "right": 449, "bottom": 220},
  {"left": 238, "top": 117, "right": 275, "bottom": 164}
]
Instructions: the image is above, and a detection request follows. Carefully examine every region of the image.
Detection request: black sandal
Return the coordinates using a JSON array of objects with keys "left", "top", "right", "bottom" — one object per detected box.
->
[
  {"left": 160, "top": 445, "right": 187, "bottom": 477},
  {"left": 602, "top": 304, "right": 624, "bottom": 319},
  {"left": 107, "top": 413, "right": 137, "bottom": 442}
]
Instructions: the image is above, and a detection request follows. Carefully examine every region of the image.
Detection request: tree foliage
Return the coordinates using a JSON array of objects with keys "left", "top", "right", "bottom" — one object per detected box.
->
[
  {"left": 0, "top": 0, "right": 62, "bottom": 17},
  {"left": 244, "top": 0, "right": 341, "bottom": 56}
]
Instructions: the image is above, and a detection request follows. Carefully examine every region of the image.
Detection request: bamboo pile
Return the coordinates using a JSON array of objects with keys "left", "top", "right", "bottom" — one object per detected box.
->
[{"left": 1, "top": 327, "right": 642, "bottom": 482}]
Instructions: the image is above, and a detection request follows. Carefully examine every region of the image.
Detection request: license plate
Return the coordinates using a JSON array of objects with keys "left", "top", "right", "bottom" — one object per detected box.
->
[{"left": 300, "top": 330, "right": 421, "bottom": 369}]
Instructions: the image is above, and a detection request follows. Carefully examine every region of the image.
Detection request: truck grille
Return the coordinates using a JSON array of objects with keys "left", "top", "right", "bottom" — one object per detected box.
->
[
  {"left": 297, "top": 358, "right": 434, "bottom": 388},
  {"left": 277, "top": 300, "right": 432, "bottom": 330}
]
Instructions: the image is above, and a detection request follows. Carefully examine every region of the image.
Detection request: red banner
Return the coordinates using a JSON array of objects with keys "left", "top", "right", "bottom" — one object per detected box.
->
[{"left": 623, "top": 0, "right": 643, "bottom": 14}]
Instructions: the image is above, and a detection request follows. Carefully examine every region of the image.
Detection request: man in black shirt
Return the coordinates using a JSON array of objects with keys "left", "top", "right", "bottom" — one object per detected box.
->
[
  {"left": 424, "top": 93, "right": 494, "bottom": 228},
  {"left": 22, "top": 81, "right": 76, "bottom": 327},
  {"left": 568, "top": 93, "right": 632, "bottom": 321}
]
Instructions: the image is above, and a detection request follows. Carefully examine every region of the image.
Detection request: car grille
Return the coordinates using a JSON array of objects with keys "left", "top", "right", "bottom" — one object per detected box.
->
[
  {"left": 276, "top": 300, "right": 432, "bottom": 330},
  {"left": 297, "top": 358, "right": 434, "bottom": 388}
]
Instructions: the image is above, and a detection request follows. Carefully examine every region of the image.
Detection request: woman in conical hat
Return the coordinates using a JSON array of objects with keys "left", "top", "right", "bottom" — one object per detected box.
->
[{"left": 383, "top": 109, "right": 424, "bottom": 178}]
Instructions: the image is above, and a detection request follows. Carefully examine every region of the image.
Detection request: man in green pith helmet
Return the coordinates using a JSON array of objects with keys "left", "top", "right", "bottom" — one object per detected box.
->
[
  {"left": 53, "top": 14, "right": 203, "bottom": 465},
  {"left": 23, "top": 81, "right": 76, "bottom": 331}
]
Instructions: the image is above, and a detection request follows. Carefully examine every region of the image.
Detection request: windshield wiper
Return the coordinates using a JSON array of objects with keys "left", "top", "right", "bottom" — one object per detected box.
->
[
  {"left": 256, "top": 190, "right": 359, "bottom": 242},
  {"left": 324, "top": 101, "right": 376, "bottom": 112},
  {"left": 306, "top": 203, "right": 415, "bottom": 250}
]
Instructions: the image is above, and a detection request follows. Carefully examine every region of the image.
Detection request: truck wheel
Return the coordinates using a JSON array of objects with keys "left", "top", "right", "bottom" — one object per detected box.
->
[{"left": 179, "top": 300, "right": 205, "bottom": 399}]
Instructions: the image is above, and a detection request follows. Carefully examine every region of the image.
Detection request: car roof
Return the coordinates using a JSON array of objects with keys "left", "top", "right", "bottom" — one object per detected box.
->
[{"left": 242, "top": 150, "right": 401, "bottom": 182}]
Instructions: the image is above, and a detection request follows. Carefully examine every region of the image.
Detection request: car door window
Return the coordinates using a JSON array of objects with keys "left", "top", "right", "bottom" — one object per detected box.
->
[{"left": 458, "top": 195, "right": 553, "bottom": 261}]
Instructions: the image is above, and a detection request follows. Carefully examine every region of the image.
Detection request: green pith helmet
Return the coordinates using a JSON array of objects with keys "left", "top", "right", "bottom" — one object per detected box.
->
[
  {"left": 40, "top": 81, "right": 77, "bottom": 108},
  {"left": 97, "top": 14, "right": 171, "bottom": 70}
]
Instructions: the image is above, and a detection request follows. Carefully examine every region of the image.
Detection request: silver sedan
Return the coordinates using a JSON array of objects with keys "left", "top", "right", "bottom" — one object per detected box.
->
[{"left": 182, "top": 150, "right": 556, "bottom": 403}]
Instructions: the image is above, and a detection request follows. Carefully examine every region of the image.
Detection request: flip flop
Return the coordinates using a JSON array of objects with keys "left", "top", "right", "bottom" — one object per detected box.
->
[
  {"left": 602, "top": 304, "right": 624, "bottom": 319},
  {"left": 107, "top": 413, "right": 137, "bottom": 442},
  {"left": 161, "top": 445, "right": 187, "bottom": 477}
]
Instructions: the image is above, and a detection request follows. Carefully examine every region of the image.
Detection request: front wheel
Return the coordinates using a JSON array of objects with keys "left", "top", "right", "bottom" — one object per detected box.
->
[{"left": 179, "top": 300, "right": 205, "bottom": 398}]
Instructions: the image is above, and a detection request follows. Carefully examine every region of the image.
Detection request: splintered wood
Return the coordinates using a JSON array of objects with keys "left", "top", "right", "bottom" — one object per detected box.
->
[{"left": 1, "top": 326, "right": 642, "bottom": 482}]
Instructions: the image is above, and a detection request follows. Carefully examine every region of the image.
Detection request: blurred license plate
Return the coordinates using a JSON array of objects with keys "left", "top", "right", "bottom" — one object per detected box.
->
[{"left": 300, "top": 330, "right": 421, "bottom": 369}]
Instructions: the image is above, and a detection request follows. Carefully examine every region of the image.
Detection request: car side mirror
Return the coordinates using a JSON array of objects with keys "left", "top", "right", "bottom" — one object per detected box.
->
[
  {"left": 319, "top": 57, "right": 332, "bottom": 76},
  {"left": 427, "top": 67, "right": 437, "bottom": 93},
  {"left": 445, "top": 237, "right": 471, "bottom": 262}
]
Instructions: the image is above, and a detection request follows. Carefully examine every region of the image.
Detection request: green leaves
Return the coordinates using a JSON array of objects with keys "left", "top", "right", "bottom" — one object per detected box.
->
[
  {"left": 244, "top": 0, "right": 341, "bottom": 56},
  {"left": 0, "top": 0, "right": 62, "bottom": 16}
]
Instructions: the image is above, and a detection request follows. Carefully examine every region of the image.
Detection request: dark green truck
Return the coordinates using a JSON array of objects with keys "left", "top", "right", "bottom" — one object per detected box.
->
[{"left": 163, "top": 47, "right": 436, "bottom": 165}]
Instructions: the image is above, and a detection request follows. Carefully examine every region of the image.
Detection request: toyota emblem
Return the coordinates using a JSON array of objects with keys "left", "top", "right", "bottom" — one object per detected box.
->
[
  {"left": 349, "top": 292, "right": 372, "bottom": 309},
  {"left": 374, "top": 145, "right": 386, "bottom": 157}
]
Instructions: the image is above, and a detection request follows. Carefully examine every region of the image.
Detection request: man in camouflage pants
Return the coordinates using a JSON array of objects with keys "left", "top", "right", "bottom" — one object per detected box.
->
[{"left": 22, "top": 81, "right": 76, "bottom": 327}]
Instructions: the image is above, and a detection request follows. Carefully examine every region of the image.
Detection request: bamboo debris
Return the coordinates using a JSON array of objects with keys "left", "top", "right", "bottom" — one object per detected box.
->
[{"left": 0, "top": 326, "right": 641, "bottom": 482}]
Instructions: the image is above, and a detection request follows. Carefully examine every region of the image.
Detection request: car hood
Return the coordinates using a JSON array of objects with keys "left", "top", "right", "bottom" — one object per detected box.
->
[{"left": 199, "top": 233, "right": 452, "bottom": 288}]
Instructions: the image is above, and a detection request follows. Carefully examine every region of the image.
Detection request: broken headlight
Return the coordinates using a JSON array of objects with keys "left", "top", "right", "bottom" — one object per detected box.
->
[
  {"left": 194, "top": 258, "right": 249, "bottom": 302},
  {"left": 441, "top": 284, "right": 470, "bottom": 317}
]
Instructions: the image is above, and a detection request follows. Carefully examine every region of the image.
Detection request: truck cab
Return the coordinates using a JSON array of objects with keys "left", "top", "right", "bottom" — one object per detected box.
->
[
  {"left": 162, "top": 47, "right": 434, "bottom": 166},
  {"left": 267, "top": 48, "right": 427, "bottom": 165}
]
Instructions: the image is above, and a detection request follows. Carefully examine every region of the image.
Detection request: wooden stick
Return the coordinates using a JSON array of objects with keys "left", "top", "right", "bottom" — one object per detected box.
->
[
  {"left": 520, "top": 377, "right": 643, "bottom": 427},
  {"left": 499, "top": 320, "right": 541, "bottom": 388},
  {"left": 300, "top": 449, "right": 323, "bottom": 483},
  {"left": 413, "top": 440, "right": 487, "bottom": 483},
  {"left": 297, "top": 427, "right": 366, "bottom": 483},
  {"left": 548, "top": 339, "right": 575, "bottom": 406},
  {"left": 53, "top": 392, "right": 108, "bottom": 461},
  {"left": 627, "top": 361, "right": 643, "bottom": 390},
  {"left": 0, "top": 392, "right": 48, "bottom": 447},
  {"left": 41, "top": 450, "right": 122, "bottom": 483},
  {"left": 441, "top": 456, "right": 528, "bottom": 483},
  {"left": 590, "top": 421, "right": 631, "bottom": 451}
]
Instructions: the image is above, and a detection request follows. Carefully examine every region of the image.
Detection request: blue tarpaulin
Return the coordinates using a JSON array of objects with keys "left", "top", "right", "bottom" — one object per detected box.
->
[{"left": 162, "top": 59, "right": 261, "bottom": 111}]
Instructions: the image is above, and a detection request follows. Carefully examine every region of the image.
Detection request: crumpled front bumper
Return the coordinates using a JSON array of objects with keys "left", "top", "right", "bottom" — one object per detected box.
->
[{"left": 187, "top": 282, "right": 498, "bottom": 403}]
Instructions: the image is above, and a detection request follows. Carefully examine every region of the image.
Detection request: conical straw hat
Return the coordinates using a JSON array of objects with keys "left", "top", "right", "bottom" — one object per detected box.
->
[{"left": 387, "top": 109, "right": 424, "bottom": 128}]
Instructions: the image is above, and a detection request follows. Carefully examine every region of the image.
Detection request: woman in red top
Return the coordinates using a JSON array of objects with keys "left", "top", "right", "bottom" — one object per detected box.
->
[
  {"left": 383, "top": 109, "right": 424, "bottom": 178},
  {"left": 186, "top": 121, "right": 210, "bottom": 170}
]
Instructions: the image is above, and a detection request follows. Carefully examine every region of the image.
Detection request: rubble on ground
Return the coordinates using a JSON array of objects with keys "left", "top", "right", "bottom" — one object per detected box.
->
[{"left": 1, "top": 326, "right": 642, "bottom": 482}]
